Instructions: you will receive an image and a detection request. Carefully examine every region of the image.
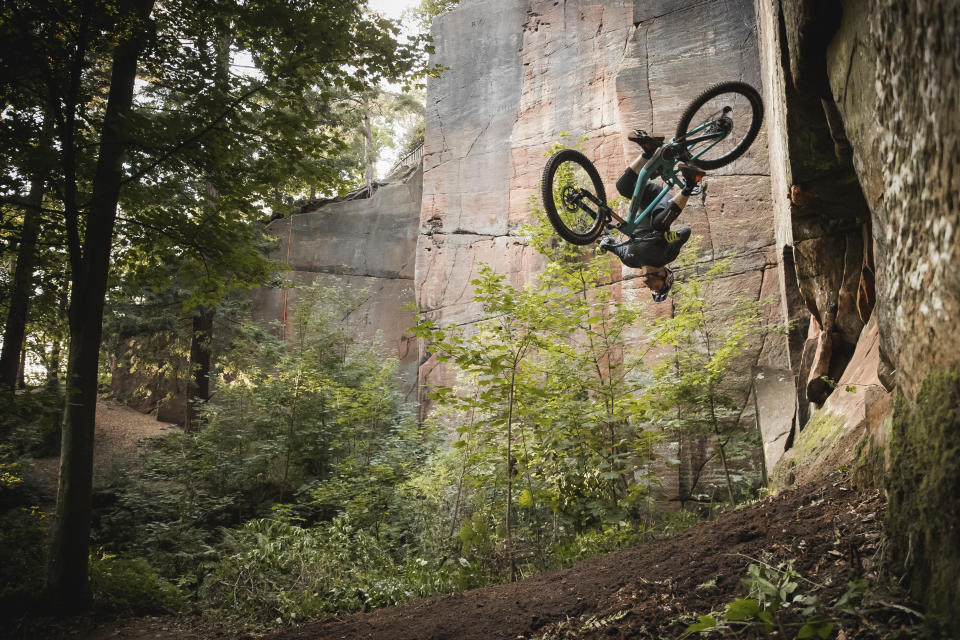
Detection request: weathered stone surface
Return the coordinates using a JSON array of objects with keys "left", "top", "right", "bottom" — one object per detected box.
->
[
  {"left": 752, "top": 366, "right": 796, "bottom": 474},
  {"left": 254, "top": 169, "right": 422, "bottom": 396},
  {"left": 416, "top": 233, "right": 541, "bottom": 325},
  {"left": 826, "top": 0, "right": 960, "bottom": 398},
  {"left": 775, "top": 315, "right": 891, "bottom": 488},
  {"left": 617, "top": 0, "right": 767, "bottom": 176},
  {"left": 270, "top": 169, "right": 421, "bottom": 279},
  {"left": 418, "top": 0, "right": 635, "bottom": 380}
]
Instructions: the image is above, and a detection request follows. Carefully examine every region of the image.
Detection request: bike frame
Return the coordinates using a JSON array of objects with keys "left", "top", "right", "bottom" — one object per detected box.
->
[{"left": 609, "top": 121, "right": 727, "bottom": 238}]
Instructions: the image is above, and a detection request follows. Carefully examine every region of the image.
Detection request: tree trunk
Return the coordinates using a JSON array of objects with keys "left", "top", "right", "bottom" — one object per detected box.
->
[
  {"left": 46, "top": 0, "right": 154, "bottom": 612},
  {"left": 185, "top": 308, "right": 213, "bottom": 430},
  {"left": 46, "top": 278, "right": 69, "bottom": 390},
  {"left": 17, "top": 335, "right": 27, "bottom": 389},
  {"left": 506, "top": 368, "right": 516, "bottom": 582},
  {"left": 0, "top": 168, "right": 46, "bottom": 390},
  {"left": 363, "top": 97, "right": 374, "bottom": 193}
]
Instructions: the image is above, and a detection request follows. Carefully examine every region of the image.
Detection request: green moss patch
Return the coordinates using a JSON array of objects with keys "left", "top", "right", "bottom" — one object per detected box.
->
[
  {"left": 886, "top": 368, "right": 960, "bottom": 635},
  {"left": 772, "top": 411, "right": 846, "bottom": 489}
]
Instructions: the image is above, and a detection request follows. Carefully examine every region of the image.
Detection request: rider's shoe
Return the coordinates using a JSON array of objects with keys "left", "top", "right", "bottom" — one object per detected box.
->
[
  {"left": 599, "top": 236, "right": 618, "bottom": 252},
  {"left": 651, "top": 267, "right": 675, "bottom": 302},
  {"left": 678, "top": 162, "right": 706, "bottom": 195},
  {"left": 628, "top": 129, "right": 665, "bottom": 158}
]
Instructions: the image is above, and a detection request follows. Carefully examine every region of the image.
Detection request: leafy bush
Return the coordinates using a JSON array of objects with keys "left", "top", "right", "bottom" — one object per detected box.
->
[
  {"left": 0, "top": 506, "right": 48, "bottom": 604},
  {"left": 90, "top": 554, "right": 184, "bottom": 614},
  {"left": 550, "top": 524, "right": 648, "bottom": 568},
  {"left": 199, "top": 515, "right": 484, "bottom": 624},
  {"left": 0, "top": 390, "right": 63, "bottom": 458}
]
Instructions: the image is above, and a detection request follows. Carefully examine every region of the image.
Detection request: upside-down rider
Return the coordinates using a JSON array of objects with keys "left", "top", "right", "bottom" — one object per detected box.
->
[{"left": 599, "top": 130, "right": 706, "bottom": 302}]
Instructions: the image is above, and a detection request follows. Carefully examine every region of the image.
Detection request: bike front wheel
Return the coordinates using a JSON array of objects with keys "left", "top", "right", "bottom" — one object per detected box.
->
[
  {"left": 540, "top": 149, "right": 607, "bottom": 245},
  {"left": 675, "top": 81, "right": 763, "bottom": 170}
]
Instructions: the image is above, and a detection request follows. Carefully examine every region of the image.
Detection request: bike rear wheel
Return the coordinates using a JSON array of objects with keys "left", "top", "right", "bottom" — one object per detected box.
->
[
  {"left": 675, "top": 81, "right": 763, "bottom": 170},
  {"left": 540, "top": 149, "right": 607, "bottom": 245}
]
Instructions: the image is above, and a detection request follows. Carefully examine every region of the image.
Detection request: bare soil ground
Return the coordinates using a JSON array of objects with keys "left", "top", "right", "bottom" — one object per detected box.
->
[
  {"left": 26, "top": 399, "right": 176, "bottom": 499},
  {"left": 21, "top": 475, "right": 916, "bottom": 640},
  {"left": 267, "top": 478, "right": 897, "bottom": 640}
]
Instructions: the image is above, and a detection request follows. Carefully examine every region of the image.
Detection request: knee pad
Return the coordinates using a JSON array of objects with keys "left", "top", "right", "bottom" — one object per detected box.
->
[{"left": 616, "top": 168, "right": 638, "bottom": 198}]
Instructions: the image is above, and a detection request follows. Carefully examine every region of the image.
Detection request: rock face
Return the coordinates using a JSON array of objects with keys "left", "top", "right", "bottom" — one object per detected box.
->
[
  {"left": 254, "top": 168, "right": 423, "bottom": 397},
  {"left": 825, "top": 0, "right": 960, "bottom": 399},
  {"left": 416, "top": 0, "right": 791, "bottom": 500},
  {"left": 756, "top": 0, "right": 959, "bottom": 627}
]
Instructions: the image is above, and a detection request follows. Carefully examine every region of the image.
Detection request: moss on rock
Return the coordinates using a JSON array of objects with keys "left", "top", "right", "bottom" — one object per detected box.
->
[
  {"left": 850, "top": 421, "right": 889, "bottom": 490},
  {"left": 885, "top": 368, "right": 960, "bottom": 634},
  {"left": 771, "top": 410, "right": 846, "bottom": 490}
]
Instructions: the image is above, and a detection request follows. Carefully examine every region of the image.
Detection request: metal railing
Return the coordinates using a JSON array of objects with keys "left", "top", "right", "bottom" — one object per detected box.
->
[{"left": 388, "top": 142, "right": 424, "bottom": 176}]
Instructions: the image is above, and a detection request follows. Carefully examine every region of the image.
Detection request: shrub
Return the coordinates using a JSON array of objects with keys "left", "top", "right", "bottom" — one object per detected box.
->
[
  {"left": 89, "top": 554, "right": 184, "bottom": 614},
  {"left": 0, "top": 506, "right": 48, "bottom": 604}
]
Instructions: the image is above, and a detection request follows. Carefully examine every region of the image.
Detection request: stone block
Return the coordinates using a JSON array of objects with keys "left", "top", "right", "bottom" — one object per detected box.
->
[{"left": 752, "top": 366, "right": 796, "bottom": 473}]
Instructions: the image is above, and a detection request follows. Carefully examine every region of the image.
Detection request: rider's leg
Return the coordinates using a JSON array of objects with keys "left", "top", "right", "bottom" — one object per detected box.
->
[
  {"left": 652, "top": 163, "right": 706, "bottom": 231},
  {"left": 663, "top": 225, "right": 692, "bottom": 262},
  {"left": 616, "top": 165, "right": 661, "bottom": 200}
]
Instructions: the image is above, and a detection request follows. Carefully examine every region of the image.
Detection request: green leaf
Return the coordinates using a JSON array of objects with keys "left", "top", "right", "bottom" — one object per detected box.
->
[
  {"left": 518, "top": 488, "right": 534, "bottom": 508},
  {"left": 797, "top": 620, "right": 834, "bottom": 639},
  {"left": 685, "top": 615, "right": 717, "bottom": 632},
  {"left": 725, "top": 597, "right": 761, "bottom": 621},
  {"left": 756, "top": 610, "right": 775, "bottom": 634}
]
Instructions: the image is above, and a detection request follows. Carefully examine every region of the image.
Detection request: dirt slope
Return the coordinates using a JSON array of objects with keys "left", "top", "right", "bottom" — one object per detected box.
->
[
  {"left": 27, "top": 399, "right": 175, "bottom": 499},
  {"left": 269, "top": 478, "right": 889, "bottom": 640},
  {"left": 18, "top": 476, "right": 905, "bottom": 640}
]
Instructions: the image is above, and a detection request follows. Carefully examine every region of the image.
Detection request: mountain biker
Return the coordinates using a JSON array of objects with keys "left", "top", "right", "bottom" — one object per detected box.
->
[{"left": 599, "top": 130, "right": 705, "bottom": 302}]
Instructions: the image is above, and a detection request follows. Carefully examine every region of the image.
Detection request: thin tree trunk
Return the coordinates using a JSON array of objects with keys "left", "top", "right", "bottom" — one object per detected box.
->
[
  {"left": 506, "top": 366, "right": 516, "bottom": 582},
  {"left": 185, "top": 308, "right": 213, "bottom": 429},
  {"left": 708, "top": 390, "right": 737, "bottom": 505},
  {"left": 0, "top": 161, "right": 47, "bottom": 390},
  {"left": 363, "top": 97, "right": 374, "bottom": 193},
  {"left": 46, "top": 0, "right": 154, "bottom": 612},
  {"left": 17, "top": 335, "right": 27, "bottom": 389},
  {"left": 46, "top": 279, "right": 69, "bottom": 390},
  {"left": 716, "top": 439, "right": 737, "bottom": 505}
]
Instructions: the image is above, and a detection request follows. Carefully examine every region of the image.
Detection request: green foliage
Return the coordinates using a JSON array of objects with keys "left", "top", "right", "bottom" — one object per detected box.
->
[
  {"left": 90, "top": 554, "right": 184, "bottom": 615},
  {"left": 412, "top": 181, "right": 663, "bottom": 578},
  {"left": 413, "top": 0, "right": 462, "bottom": 24},
  {"left": 685, "top": 561, "right": 834, "bottom": 638},
  {"left": 0, "top": 507, "right": 48, "bottom": 604},
  {"left": 642, "top": 242, "right": 767, "bottom": 504},
  {"left": 681, "top": 559, "right": 928, "bottom": 639},
  {"left": 0, "top": 390, "right": 63, "bottom": 458},
  {"left": 200, "top": 515, "right": 482, "bottom": 623}
]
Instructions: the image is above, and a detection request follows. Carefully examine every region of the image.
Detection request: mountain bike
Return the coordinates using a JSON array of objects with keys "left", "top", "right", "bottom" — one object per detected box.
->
[{"left": 540, "top": 81, "right": 763, "bottom": 245}]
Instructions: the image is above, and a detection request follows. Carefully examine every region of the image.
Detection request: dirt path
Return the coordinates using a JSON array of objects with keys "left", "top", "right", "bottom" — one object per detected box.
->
[
  {"left": 22, "top": 477, "right": 898, "bottom": 640},
  {"left": 267, "top": 478, "right": 887, "bottom": 640},
  {"left": 27, "top": 399, "right": 176, "bottom": 499}
]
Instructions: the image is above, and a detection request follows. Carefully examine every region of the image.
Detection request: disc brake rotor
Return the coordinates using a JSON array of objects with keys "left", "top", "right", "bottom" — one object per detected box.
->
[{"left": 560, "top": 184, "right": 581, "bottom": 212}]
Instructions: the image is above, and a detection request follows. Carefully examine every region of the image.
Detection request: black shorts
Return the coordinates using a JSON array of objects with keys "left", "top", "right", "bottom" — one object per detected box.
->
[{"left": 608, "top": 226, "right": 692, "bottom": 269}]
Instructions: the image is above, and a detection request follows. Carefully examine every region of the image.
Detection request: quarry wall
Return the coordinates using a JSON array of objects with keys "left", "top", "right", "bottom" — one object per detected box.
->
[
  {"left": 415, "top": 0, "right": 792, "bottom": 500},
  {"left": 254, "top": 168, "right": 423, "bottom": 398},
  {"left": 256, "top": 0, "right": 796, "bottom": 502},
  {"left": 254, "top": 5, "right": 960, "bottom": 614},
  {"left": 754, "top": 0, "right": 959, "bottom": 628}
]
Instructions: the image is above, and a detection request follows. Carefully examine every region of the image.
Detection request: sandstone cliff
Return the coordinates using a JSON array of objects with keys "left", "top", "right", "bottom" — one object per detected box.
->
[
  {"left": 252, "top": 0, "right": 960, "bottom": 627},
  {"left": 255, "top": 168, "right": 423, "bottom": 398}
]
